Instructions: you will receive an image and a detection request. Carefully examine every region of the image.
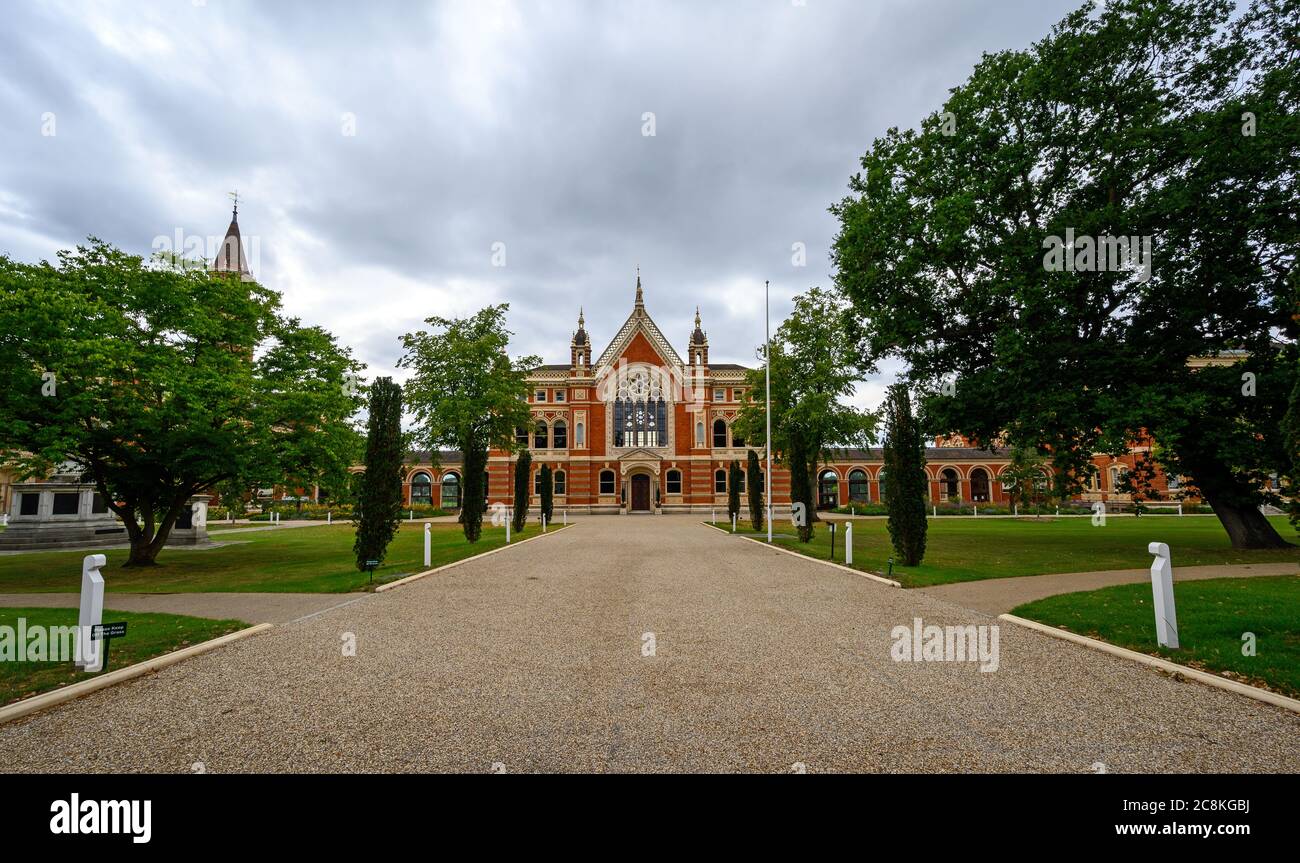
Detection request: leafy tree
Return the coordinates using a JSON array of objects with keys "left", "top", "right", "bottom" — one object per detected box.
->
[
  {"left": 882, "top": 384, "right": 928, "bottom": 565},
  {"left": 539, "top": 464, "right": 554, "bottom": 525},
  {"left": 746, "top": 449, "right": 765, "bottom": 531},
  {"left": 399, "top": 305, "right": 539, "bottom": 543},
  {"left": 999, "top": 445, "right": 1052, "bottom": 514},
  {"left": 0, "top": 240, "right": 363, "bottom": 566},
  {"left": 831, "top": 0, "right": 1297, "bottom": 548},
  {"left": 353, "top": 378, "right": 404, "bottom": 571},
  {"left": 733, "top": 287, "right": 876, "bottom": 529},
  {"left": 512, "top": 449, "right": 531, "bottom": 533},
  {"left": 727, "top": 460, "right": 742, "bottom": 525}
]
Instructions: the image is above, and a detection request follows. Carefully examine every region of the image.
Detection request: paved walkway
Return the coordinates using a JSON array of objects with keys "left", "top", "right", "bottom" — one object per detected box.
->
[
  {"left": 920, "top": 562, "right": 1300, "bottom": 616},
  {"left": 0, "top": 592, "right": 352, "bottom": 626},
  {"left": 1, "top": 515, "right": 1295, "bottom": 773}
]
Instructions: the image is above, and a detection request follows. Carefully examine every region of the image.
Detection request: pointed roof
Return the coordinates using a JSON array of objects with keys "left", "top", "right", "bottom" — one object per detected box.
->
[
  {"left": 690, "top": 306, "right": 707, "bottom": 345},
  {"left": 593, "top": 270, "right": 685, "bottom": 370},
  {"left": 572, "top": 307, "right": 588, "bottom": 345},
  {"left": 211, "top": 202, "right": 251, "bottom": 276}
]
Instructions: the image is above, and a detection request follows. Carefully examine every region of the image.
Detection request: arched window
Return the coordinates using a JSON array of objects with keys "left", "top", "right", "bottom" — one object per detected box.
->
[
  {"left": 666, "top": 469, "right": 682, "bottom": 494},
  {"left": 735, "top": 470, "right": 746, "bottom": 493},
  {"left": 440, "top": 472, "right": 461, "bottom": 509},
  {"left": 515, "top": 426, "right": 529, "bottom": 447},
  {"left": 553, "top": 420, "right": 567, "bottom": 449},
  {"left": 818, "top": 470, "right": 839, "bottom": 509},
  {"left": 940, "top": 468, "right": 960, "bottom": 500},
  {"left": 554, "top": 470, "right": 566, "bottom": 495},
  {"left": 534, "top": 471, "right": 544, "bottom": 494},
  {"left": 575, "top": 422, "right": 584, "bottom": 447},
  {"left": 1109, "top": 465, "right": 1123, "bottom": 491},
  {"left": 712, "top": 419, "right": 727, "bottom": 448},
  {"left": 714, "top": 469, "right": 727, "bottom": 493},
  {"left": 695, "top": 421, "right": 705, "bottom": 447},
  {"left": 848, "top": 469, "right": 869, "bottom": 502},
  {"left": 599, "top": 469, "right": 616, "bottom": 495},
  {"left": 410, "top": 471, "right": 433, "bottom": 505},
  {"left": 534, "top": 420, "right": 548, "bottom": 449},
  {"left": 970, "top": 467, "right": 990, "bottom": 502}
]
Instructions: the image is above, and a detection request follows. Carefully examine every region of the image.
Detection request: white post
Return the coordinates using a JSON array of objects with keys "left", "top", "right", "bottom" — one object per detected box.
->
[
  {"left": 1147, "top": 542, "right": 1179, "bottom": 648},
  {"left": 932, "top": 505, "right": 937, "bottom": 518},
  {"left": 712, "top": 508, "right": 716, "bottom": 525},
  {"left": 563, "top": 509, "right": 567, "bottom": 526},
  {"left": 1055, "top": 506, "right": 1060, "bottom": 516},
  {"left": 731, "top": 513, "right": 736, "bottom": 533},
  {"left": 973, "top": 505, "right": 978, "bottom": 518},
  {"left": 409, "top": 509, "right": 413, "bottom": 522},
  {"left": 2, "top": 513, "right": 7, "bottom": 526},
  {"left": 845, "top": 522, "right": 853, "bottom": 565},
  {"left": 77, "top": 554, "right": 107, "bottom": 672},
  {"left": 1014, "top": 504, "right": 1018, "bottom": 517},
  {"left": 543, "top": 514, "right": 547, "bottom": 533},
  {"left": 506, "top": 509, "right": 511, "bottom": 543},
  {"left": 1177, "top": 502, "right": 1183, "bottom": 516},
  {"left": 423, "top": 523, "right": 431, "bottom": 568},
  {"left": 327, "top": 511, "right": 332, "bottom": 525},
  {"left": 764, "top": 279, "right": 773, "bottom": 544}
]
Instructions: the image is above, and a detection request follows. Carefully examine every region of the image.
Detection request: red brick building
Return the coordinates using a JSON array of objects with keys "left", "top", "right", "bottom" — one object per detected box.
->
[{"left": 399, "top": 278, "right": 1193, "bottom": 514}]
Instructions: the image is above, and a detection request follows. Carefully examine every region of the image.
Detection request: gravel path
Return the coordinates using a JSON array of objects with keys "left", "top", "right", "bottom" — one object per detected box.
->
[
  {"left": 1, "top": 516, "right": 1296, "bottom": 773},
  {"left": 920, "top": 562, "right": 1300, "bottom": 616}
]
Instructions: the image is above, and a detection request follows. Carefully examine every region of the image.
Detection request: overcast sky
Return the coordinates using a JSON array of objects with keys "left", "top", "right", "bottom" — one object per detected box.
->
[{"left": 0, "top": 0, "right": 1082, "bottom": 411}]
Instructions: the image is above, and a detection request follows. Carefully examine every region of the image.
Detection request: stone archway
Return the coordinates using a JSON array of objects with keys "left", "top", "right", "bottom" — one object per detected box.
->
[{"left": 629, "top": 473, "right": 652, "bottom": 512}]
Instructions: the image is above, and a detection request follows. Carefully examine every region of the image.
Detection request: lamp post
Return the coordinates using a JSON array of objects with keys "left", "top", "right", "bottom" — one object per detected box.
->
[{"left": 765, "top": 279, "right": 773, "bottom": 544}]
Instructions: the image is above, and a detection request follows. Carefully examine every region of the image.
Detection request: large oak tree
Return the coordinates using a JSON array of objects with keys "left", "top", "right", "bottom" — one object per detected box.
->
[
  {"left": 0, "top": 240, "right": 364, "bottom": 565},
  {"left": 831, "top": 0, "right": 1297, "bottom": 548}
]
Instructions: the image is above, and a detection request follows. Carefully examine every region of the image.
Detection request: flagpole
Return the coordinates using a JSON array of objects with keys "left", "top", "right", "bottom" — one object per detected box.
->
[{"left": 765, "top": 279, "right": 772, "bottom": 544}]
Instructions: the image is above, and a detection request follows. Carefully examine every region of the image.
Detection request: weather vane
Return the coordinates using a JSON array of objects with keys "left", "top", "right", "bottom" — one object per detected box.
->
[{"left": 228, "top": 189, "right": 240, "bottom": 218}]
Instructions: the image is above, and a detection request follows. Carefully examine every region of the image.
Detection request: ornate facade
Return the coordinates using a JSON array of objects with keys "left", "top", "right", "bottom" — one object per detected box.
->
[{"left": 399, "top": 277, "right": 1195, "bottom": 514}]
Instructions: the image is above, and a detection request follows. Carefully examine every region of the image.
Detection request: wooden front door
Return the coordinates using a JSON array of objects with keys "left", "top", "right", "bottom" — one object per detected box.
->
[{"left": 631, "top": 474, "right": 651, "bottom": 512}]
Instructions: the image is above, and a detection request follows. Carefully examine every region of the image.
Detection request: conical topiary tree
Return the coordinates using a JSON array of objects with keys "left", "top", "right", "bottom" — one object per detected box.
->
[
  {"left": 354, "top": 377, "right": 405, "bottom": 572},
  {"left": 746, "top": 449, "right": 764, "bottom": 531},
  {"left": 512, "top": 450, "right": 531, "bottom": 532},
  {"left": 727, "top": 459, "right": 742, "bottom": 526},
  {"left": 883, "top": 383, "right": 927, "bottom": 565},
  {"left": 539, "top": 464, "right": 554, "bottom": 525}
]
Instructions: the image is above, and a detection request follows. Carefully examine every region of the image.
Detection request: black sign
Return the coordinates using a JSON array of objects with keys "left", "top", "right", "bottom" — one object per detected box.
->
[{"left": 91, "top": 621, "right": 128, "bottom": 640}]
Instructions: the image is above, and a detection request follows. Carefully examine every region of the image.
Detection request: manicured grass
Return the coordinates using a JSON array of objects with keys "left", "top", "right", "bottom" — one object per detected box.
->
[
  {"left": 726, "top": 515, "right": 1298, "bottom": 588},
  {"left": 0, "top": 521, "right": 552, "bottom": 594},
  {"left": 1011, "top": 575, "right": 1300, "bottom": 699},
  {"left": 0, "top": 606, "right": 247, "bottom": 706}
]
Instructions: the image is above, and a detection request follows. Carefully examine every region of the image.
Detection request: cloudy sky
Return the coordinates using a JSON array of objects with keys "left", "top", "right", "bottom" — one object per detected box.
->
[{"left": 0, "top": 0, "right": 1081, "bottom": 411}]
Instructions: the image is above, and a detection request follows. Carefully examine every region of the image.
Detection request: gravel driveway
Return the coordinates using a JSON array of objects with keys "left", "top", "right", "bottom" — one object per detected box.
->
[{"left": 1, "top": 516, "right": 1296, "bottom": 773}]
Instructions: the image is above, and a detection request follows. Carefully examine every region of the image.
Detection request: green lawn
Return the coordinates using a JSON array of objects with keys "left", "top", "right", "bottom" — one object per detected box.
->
[
  {"left": 1011, "top": 575, "right": 1300, "bottom": 699},
  {"left": 0, "top": 607, "right": 247, "bottom": 706},
  {"left": 725, "top": 515, "right": 1298, "bottom": 588},
  {"left": 0, "top": 521, "right": 553, "bottom": 594}
]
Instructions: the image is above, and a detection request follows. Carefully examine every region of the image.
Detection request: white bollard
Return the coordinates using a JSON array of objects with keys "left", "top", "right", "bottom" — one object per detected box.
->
[
  {"left": 932, "top": 506, "right": 937, "bottom": 518},
  {"left": 973, "top": 505, "right": 978, "bottom": 518},
  {"left": 563, "top": 509, "right": 567, "bottom": 526},
  {"left": 845, "top": 522, "right": 853, "bottom": 565},
  {"left": 731, "top": 513, "right": 736, "bottom": 533},
  {"left": 77, "top": 554, "right": 107, "bottom": 672},
  {"left": 409, "top": 509, "right": 413, "bottom": 522},
  {"left": 2, "top": 513, "right": 7, "bottom": 526},
  {"left": 712, "top": 508, "right": 716, "bottom": 525},
  {"left": 1147, "top": 542, "right": 1179, "bottom": 648},
  {"left": 506, "top": 509, "right": 511, "bottom": 543},
  {"left": 327, "top": 511, "right": 332, "bottom": 525},
  {"left": 1177, "top": 502, "right": 1183, "bottom": 516},
  {"left": 423, "top": 523, "right": 431, "bottom": 568},
  {"left": 1014, "top": 504, "right": 1018, "bottom": 517},
  {"left": 542, "top": 514, "right": 548, "bottom": 533}
]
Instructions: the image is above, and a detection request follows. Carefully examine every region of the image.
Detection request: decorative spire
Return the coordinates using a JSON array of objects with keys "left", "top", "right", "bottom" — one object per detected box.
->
[
  {"left": 690, "top": 305, "right": 707, "bottom": 346},
  {"left": 635, "top": 266, "right": 643, "bottom": 310},
  {"left": 212, "top": 195, "right": 250, "bottom": 276},
  {"left": 573, "top": 307, "right": 588, "bottom": 345}
]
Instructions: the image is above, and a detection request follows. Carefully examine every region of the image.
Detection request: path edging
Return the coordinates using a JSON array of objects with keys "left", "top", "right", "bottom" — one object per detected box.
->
[
  {"left": 998, "top": 613, "right": 1300, "bottom": 715},
  {"left": 375, "top": 523, "right": 575, "bottom": 593},
  {"left": 702, "top": 521, "right": 901, "bottom": 587},
  {"left": 0, "top": 622, "right": 274, "bottom": 725}
]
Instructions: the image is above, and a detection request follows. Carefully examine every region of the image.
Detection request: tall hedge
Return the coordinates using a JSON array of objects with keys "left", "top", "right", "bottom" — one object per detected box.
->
[
  {"left": 539, "top": 465, "right": 554, "bottom": 524},
  {"left": 727, "top": 459, "right": 742, "bottom": 524},
  {"left": 512, "top": 450, "right": 531, "bottom": 532},
  {"left": 883, "top": 383, "right": 927, "bottom": 565},
  {"left": 353, "top": 377, "right": 405, "bottom": 571},
  {"left": 788, "top": 434, "right": 815, "bottom": 543},
  {"left": 746, "top": 449, "right": 764, "bottom": 531}
]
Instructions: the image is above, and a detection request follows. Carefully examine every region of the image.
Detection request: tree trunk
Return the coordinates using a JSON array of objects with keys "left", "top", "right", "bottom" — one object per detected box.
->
[{"left": 1207, "top": 496, "right": 1292, "bottom": 549}]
